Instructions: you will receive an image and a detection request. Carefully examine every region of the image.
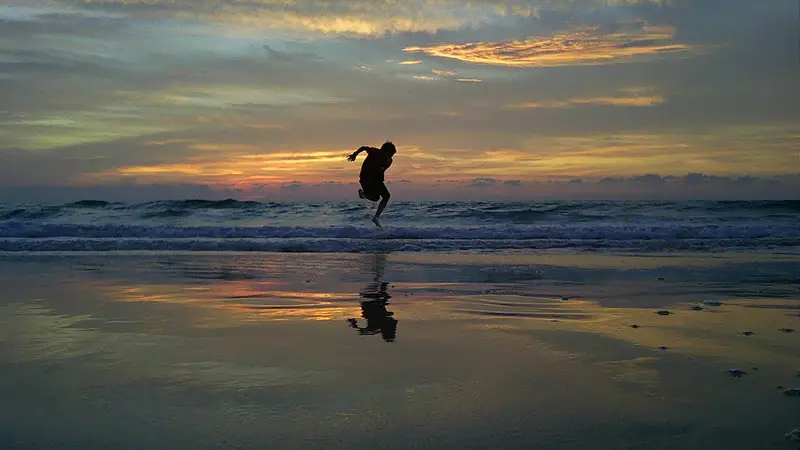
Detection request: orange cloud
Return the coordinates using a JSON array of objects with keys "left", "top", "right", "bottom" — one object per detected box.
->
[
  {"left": 508, "top": 94, "right": 664, "bottom": 109},
  {"left": 404, "top": 23, "right": 692, "bottom": 68}
]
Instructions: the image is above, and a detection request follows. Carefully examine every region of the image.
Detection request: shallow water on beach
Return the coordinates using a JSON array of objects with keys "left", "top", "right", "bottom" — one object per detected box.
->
[{"left": 1, "top": 251, "right": 799, "bottom": 449}]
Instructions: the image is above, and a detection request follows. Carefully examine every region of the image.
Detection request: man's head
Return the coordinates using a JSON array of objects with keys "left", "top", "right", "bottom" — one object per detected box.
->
[{"left": 381, "top": 141, "right": 396, "bottom": 156}]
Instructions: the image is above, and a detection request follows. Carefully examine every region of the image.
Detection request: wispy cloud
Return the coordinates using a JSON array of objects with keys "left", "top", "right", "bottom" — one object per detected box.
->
[
  {"left": 468, "top": 177, "right": 498, "bottom": 187},
  {"left": 65, "top": 0, "right": 505, "bottom": 36},
  {"left": 404, "top": 22, "right": 693, "bottom": 68},
  {"left": 428, "top": 69, "right": 481, "bottom": 82},
  {"left": 508, "top": 92, "right": 664, "bottom": 109}
]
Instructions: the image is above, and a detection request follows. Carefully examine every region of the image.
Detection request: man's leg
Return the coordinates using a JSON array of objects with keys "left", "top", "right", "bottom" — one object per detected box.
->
[
  {"left": 373, "top": 185, "right": 391, "bottom": 223},
  {"left": 360, "top": 180, "right": 381, "bottom": 202}
]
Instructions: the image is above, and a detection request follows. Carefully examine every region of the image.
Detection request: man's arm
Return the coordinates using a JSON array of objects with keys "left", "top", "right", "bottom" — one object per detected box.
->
[
  {"left": 383, "top": 157, "right": 393, "bottom": 171},
  {"left": 346, "top": 146, "right": 378, "bottom": 162}
]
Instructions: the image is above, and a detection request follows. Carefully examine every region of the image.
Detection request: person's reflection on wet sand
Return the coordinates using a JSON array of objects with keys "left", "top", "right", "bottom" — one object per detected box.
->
[{"left": 347, "top": 253, "right": 398, "bottom": 342}]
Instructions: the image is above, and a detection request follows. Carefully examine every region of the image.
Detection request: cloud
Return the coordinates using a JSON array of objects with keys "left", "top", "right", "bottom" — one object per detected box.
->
[
  {"left": 423, "top": 68, "right": 481, "bottom": 83},
  {"left": 508, "top": 93, "right": 664, "bottom": 109},
  {"left": 631, "top": 174, "right": 666, "bottom": 184},
  {"left": 471, "top": 127, "right": 800, "bottom": 180},
  {"left": 682, "top": 173, "right": 721, "bottom": 185},
  {"left": 56, "top": 0, "right": 505, "bottom": 37},
  {"left": 598, "top": 177, "right": 624, "bottom": 185},
  {"left": 31, "top": 0, "right": 682, "bottom": 37},
  {"left": 262, "top": 45, "right": 321, "bottom": 63},
  {"left": 0, "top": 183, "right": 242, "bottom": 203},
  {"left": 281, "top": 181, "right": 304, "bottom": 190},
  {"left": 0, "top": 10, "right": 365, "bottom": 150},
  {"left": 502, "top": 173, "right": 800, "bottom": 200},
  {"left": 468, "top": 177, "right": 498, "bottom": 187},
  {"left": 404, "top": 22, "right": 693, "bottom": 68},
  {"left": 1, "top": 173, "right": 799, "bottom": 203}
]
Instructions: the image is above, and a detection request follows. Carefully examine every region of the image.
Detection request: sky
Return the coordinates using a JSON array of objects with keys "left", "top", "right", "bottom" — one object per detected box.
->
[{"left": 0, "top": 0, "right": 798, "bottom": 201}]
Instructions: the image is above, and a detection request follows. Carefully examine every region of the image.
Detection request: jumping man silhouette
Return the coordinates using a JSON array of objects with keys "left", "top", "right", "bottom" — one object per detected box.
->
[{"left": 347, "top": 141, "right": 396, "bottom": 227}]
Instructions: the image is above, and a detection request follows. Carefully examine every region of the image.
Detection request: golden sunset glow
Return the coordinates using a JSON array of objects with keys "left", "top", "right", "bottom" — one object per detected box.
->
[
  {"left": 88, "top": 150, "right": 352, "bottom": 185},
  {"left": 73, "top": 124, "right": 797, "bottom": 190}
]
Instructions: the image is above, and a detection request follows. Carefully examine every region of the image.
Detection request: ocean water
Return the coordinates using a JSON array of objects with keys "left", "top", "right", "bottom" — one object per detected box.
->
[{"left": 0, "top": 199, "right": 798, "bottom": 253}]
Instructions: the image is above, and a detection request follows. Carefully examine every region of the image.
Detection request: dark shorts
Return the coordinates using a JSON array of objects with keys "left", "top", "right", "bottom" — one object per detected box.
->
[{"left": 360, "top": 179, "right": 390, "bottom": 200}]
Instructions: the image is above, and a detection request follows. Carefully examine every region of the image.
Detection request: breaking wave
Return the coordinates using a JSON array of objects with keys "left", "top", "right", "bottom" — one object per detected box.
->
[{"left": 1, "top": 200, "right": 797, "bottom": 252}]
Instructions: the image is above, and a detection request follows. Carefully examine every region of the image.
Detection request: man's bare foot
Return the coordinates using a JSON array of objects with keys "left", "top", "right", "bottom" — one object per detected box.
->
[
  {"left": 371, "top": 217, "right": 382, "bottom": 228},
  {"left": 358, "top": 189, "right": 365, "bottom": 199}
]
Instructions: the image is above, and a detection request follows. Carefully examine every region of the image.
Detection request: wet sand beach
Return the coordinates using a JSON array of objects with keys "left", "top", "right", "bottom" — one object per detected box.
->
[{"left": 1, "top": 251, "right": 799, "bottom": 449}]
